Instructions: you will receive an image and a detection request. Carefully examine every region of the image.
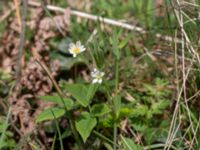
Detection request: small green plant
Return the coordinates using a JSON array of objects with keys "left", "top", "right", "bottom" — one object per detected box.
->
[
  {"left": 0, "top": 108, "right": 16, "bottom": 149},
  {"left": 36, "top": 27, "right": 172, "bottom": 150}
]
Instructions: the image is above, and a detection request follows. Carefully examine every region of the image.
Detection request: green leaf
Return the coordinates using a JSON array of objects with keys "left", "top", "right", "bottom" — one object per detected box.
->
[
  {"left": 39, "top": 95, "right": 74, "bottom": 110},
  {"left": 121, "top": 136, "right": 143, "bottom": 150},
  {"left": 130, "top": 105, "right": 148, "bottom": 117},
  {"left": 65, "top": 84, "right": 88, "bottom": 107},
  {"left": 113, "top": 95, "right": 121, "bottom": 119},
  {"left": 119, "top": 37, "right": 129, "bottom": 49},
  {"left": 36, "top": 107, "right": 65, "bottom": 123},
  {"left": 65, "top": 84, "right": 97, "bottom": 107},
  {"left": 57, "top": 37, "right": 72, "bottom": 53},
  {"left": 75, "top": 112, "right": 97, "bottom": 142},
  {"left": 151, "top": 100, "right": 170, "bottom": 115},
  {"left": 119, "top": 108, "right": 132, "bottom": 118},
  {"left": 132, "top": 123, "right": 147, "bottom": 132},
  {"left": 91, "top": 104, "right": 111, "bottom": 117},
  {"left": 86, "top": 84, "right": 98, "bottom": 101},
  {"left": 110, "top": 30, "right": 121, "bottom": 60},
  {"left": 144, "top": 128, "right": 168, "bottom": 143}
]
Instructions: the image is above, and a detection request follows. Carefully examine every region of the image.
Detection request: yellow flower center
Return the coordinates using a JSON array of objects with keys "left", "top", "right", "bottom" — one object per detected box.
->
[
  {"left": 96, "top": 74, "right": 102, "bottom": 79},
  {"left": 73, "top": 47, "right": 80, "bottom": 54}
]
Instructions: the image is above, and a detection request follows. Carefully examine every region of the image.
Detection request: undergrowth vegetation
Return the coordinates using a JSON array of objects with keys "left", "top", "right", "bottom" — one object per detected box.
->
[{"left": 0, "top": 0, "right": 200, "bottom": 150}]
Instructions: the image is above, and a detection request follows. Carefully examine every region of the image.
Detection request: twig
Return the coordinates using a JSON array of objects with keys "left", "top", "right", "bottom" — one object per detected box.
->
[
  {"left": 28, "top": 0, "right": 182, "bottom": 44},
  {"left": 189, "top": 116, "right": 200, "bottom": 150},
  {"left": 175, "top": 0, "right": 198, "bottom": 145},
  {"left": 13, "top": 0, "right": 22, "bottom": 28},
  {"left": 16, "top": 0, "right": 28, "bottom": 81}
]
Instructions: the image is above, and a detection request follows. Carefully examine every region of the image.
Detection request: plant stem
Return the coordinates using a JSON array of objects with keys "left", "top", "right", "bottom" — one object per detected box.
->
[
  {"left": 93, "top": 130, "right": 115, "bottom": 146},
  {"left": 50, "top": 109, "right": 64, "bottom": 150},
  {"left": 113, "top": 59, "right": 119, "bottom": 150},
  {"left": 113, "top": 122, "right": 117, "bottom": 150},
  {"left": 35, "top": 59, "right": 85, "bottom": 150},
  {"left": 115, "top": 59, "right": 119, "bottom": 92},
  {"left": 0, "top": 107, "right": 11, "bottom": 145}
]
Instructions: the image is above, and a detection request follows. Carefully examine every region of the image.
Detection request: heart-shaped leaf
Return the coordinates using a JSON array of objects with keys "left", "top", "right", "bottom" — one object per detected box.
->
[
  {"left": 65, "top": 84, "right": 97, "bottom": 107},
  {"left": 75, "top": 112, "right": 97, "bottom": 142}
]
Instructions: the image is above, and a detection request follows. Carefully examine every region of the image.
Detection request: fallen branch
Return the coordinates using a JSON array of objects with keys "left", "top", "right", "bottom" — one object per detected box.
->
[
  {"left": 16, "top": 0, "right": 28, "bottom": 81},
  {"left": 28, "top": 1, "right": 182, "bottom": 44}
]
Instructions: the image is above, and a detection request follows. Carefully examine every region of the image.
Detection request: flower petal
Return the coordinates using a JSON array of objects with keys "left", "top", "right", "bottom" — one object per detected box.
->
[
  {"left": 80, "top": 47, "right": 86, "bottom": 52},
  {"left": 92, "top": 78, "right": 98, "bottom": 84},
  {"left": 76, "top": 41, "right": 81, "bottom": 46},
  {"left": 101, "top": 72, "right": 105, "bottom": 77},
  {"left": 98, "top": 78, "right": 102, "bottom": 84}
]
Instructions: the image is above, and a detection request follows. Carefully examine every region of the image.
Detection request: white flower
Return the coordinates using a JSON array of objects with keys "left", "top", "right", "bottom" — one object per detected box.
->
[
  {"left": 91, "top": 68, "right": 105, "bottom": 84},
  {"left": 68, "top": 41, "right": 86, "bottom": 57}
]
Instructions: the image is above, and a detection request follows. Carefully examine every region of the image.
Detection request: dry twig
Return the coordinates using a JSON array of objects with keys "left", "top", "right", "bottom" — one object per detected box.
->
[{"left": 28, "top": 0, "right": 182, "bottom": 44}]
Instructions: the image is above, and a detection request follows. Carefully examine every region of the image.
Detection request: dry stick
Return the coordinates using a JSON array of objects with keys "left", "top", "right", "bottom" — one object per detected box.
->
[
  {"left": 16, "top": 0, "right": 28, "bottom": 81},
  {"left": 181, "top": 124, "right": 192, "bottom": 142},
  {"left": 173, "top": 8, "right": 200, "bottom": 64},
  {"left": 189, "top": 116, "right": 200, "bottom": 150},
  {"left": 174, "top": 2, "right": 198, "bottom": 145},
  {"left": 185, "top": 90, "right": 200, "bottom": 103},
  {"left": 165, "top": 29, "right": 180, "bottom": 149},
  {"left": 165, "top": 1, "right": 199, "bottom": 149},
  {"left": 164, "top": 57, "right": 196, "bottom": 150},
  {"left": 35, "top": 59, "right": 63, "bottom": 97},
  {"left": 13, "top": 0, "right": 22, "bottom": 28},
  {"left": 28, "top": 0, "right": 182, "bottom": 44},
  {"left": 164, "top": 30, "right": 195, "bottom": 149}
]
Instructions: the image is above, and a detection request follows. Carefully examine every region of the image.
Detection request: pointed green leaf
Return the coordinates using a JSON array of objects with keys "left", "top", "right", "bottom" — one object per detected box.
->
[
  {"left": 75, "top": 113, "right": 97, "bottom": 142},
  {"left": 36, "top": 107, "right": 65, "bottom": 123},
  {"left": 113, "top": 95, "right": 121, "bottom": 119},
  {"left": 130, "top": 105, "right": 148, "bottom": 117},
  {"left": 121, "top": 136, "right": 143, "bottom": 150},
  {"left": 65, "top": 84, "right": 88, "bottom": 107},
  {"left": 151, "top": 100, "right": 170, "bottom": 115},
  {"left": 65, "top": 84, "right": 97, "bottom": 107},
  {"left": 86, "top": 84, "right": 98, "bottom": 101},
  {"left": 39, "top": 95, "right": 74, "bottom": 110},
  {"left": 91, "top": 104, "right": 111, "bottom": 117}
]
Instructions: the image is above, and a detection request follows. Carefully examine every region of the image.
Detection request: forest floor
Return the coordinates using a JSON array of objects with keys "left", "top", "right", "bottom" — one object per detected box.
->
[{"left": 0, "top": 0, "right": 200, "bottom": 150}]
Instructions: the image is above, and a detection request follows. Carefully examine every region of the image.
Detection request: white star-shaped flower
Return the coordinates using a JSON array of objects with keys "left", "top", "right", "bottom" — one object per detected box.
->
[
  {"left": 68, "top": 41, "right": 86, "bottom": 57},
  {"left": 91, "top": 68, "right": 105, "bottom": 84}
]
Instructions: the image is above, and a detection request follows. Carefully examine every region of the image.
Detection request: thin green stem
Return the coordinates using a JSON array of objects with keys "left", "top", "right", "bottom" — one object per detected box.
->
[
  {"left": 51, "top": 134, "right": 57, "bottom": 150},
  {"left": 0, "top": 107, "right": 11, "bottom": 145},
  {"left": 50, "top": 109, "right": 64, "bottom": 150},
  {"left": 113, "top": 122, "right": 117, "bottom": 150},
  {"left": 113, "top": 59, "right": 119, "bottom": 150},
  {"left": 93, "top": 130, "right": 119, "bottom": 147},
  {"left": 115, "top": 60, "right": 119, "bottom": 92}
]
